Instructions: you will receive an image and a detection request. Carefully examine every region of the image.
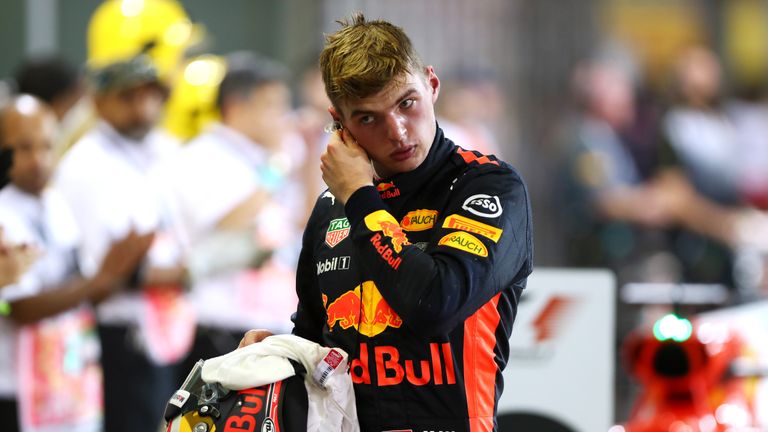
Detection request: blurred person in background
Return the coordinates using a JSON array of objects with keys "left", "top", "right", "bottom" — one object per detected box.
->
[
  {"left": 0, "top": 228, "right": 37, "bottom": 289},
  {"left": 13, "top": 56, "right": 95, "bottom": 160},
  {"left": 436, "top": 68, "right": 506, "bottom": 159},
  {"left": 0, "top": 138, "right": 38, "bottom": 287},
  {"left": 295, "top": 61, "right": 332, "bottom": 217},
  {"left": 161, "top": 52, "right": 302, "bottom": 372},
  {"left": 661, "top": 46, "right": 742, "bottom": 206},
  {"left": 0, "top": 95, "right": 151, "bottom": 432},
  {"left": 726, "top": 85, "right": 768, "bottom": 210},
  {"left": 658, "top": 46, "right": 747, "bottom": 286},
  {"left": 0, "top": 128, "right": 38, "bottom": 289},
  {"left": 559, "top": 59, "right": 687, "bottom": 283},
  {"left": 559, "top": 56, "right": 768, "bottom": 287},
  {"left": 54, "top": 55, "right": 192, "bottom": 432}
]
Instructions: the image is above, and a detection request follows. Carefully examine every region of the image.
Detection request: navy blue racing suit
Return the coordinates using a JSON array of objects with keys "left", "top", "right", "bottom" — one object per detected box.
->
[{"left": 292, "top": 126, "right": 533, "bottom": 432}]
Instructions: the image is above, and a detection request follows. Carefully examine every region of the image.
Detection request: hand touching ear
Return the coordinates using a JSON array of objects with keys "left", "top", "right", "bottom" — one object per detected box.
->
[{"left": 320, "top": 127, "right": 374, "bottom": 204}]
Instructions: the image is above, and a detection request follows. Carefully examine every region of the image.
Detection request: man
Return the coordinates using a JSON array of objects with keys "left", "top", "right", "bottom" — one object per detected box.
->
[
  {"left": 54, "top": 55, "right": 191, "bottom": 432},
  {"left": 0, "top": 95, "right": 150, "bottom": 432},
  {"left": 13, "top": 55, "right": 94, "bottom": 160},
  {"left": 162, "top": 52, "right": 304, "bottom": 368},
  {"left": 242, "top": 13, "right": 533, "bottom": 432}
]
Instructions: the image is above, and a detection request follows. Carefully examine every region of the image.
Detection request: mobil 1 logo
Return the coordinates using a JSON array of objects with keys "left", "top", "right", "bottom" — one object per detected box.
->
[{"left": 316, "top": 256, "right": 351, "bottom": 275}]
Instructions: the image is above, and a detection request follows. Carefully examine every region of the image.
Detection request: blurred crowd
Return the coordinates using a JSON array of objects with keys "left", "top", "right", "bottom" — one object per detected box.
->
[
  {"left": 0, "top": 1, "right": 323, "bottom": 431},
  {"left": 557, "top": 45, "right": 768, "bottom": 298},
  {"left": 556, "top": 44, "right": 768, "bottom": 421},
  {"left": 0, "top": 1, "right": 513, "bottom": 431},
  {"left": 3, "top": 0, "right": 768, "bottom": 430}
]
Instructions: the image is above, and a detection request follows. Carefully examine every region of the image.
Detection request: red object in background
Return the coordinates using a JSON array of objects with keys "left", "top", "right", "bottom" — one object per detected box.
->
[{"left": 620, "top": 320, "right": 759, "bottom": 431}]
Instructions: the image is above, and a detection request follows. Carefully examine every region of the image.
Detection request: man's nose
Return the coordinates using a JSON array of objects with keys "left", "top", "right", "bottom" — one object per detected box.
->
[
  {"left": 385, "top": 114, "right": 406, "bottom": 142},
  {"left": 135, "top": 94, "right": 163, "bottom": 123}
]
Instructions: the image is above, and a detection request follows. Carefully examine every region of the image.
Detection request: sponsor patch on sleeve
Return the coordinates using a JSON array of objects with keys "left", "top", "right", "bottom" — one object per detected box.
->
[
  {"left": 364, "top": 210, "right": 410, "bottom": 253},
  {"left": 400, "top": 209, "right": 438, "bottom": 231},
  {"left": 438, "top": 231, "right": 488, "bottom": 257},
  {"left": 325, "top": 218, "right": 350, "bottom": 248},
  {"left": 442, "top": 214, "right": 502, "bottom": 242},
  {"left": 461, "top": 194, "right": 503, "bottom": 218}
]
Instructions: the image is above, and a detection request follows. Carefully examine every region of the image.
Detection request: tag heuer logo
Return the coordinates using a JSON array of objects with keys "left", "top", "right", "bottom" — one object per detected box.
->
[{"left": 325, "top": 218, "right": 350, "bottom": 248}]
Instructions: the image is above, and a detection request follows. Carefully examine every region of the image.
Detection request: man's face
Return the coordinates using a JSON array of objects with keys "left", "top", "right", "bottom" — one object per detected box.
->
[
  {"left": 95, "top": 82, "right": 165, "bottom": 141},
  {"left": 238, "top": 81, "right": 292, "bottom": 149},
  {"left": 334, "top": 67, "right": 440, "bottom": 178},
  {"left": 2, "top": 105, "right": 56, "bottom": 196}
]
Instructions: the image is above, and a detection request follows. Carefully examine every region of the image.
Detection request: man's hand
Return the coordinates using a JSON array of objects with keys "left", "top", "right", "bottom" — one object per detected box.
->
[
  {"left": 91, "top": 230, "right": 154, "bottom": 300},
  {"left": 320, "top": 128, "right": 374, "bottom": 205},
  {"left": 0, "top": 227, "right": 39, "bottom": 287},
  {"left": 238, "top": 329, "right": 274, "bottom": 348}
]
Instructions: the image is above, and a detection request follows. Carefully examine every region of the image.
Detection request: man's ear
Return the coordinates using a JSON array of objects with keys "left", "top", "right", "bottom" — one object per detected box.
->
[
  {"left": 425, "top": 66, "right": 440, "bottom": 103},
  {"left": 328, "top": 105, "right": 342, "bottom": 123}
]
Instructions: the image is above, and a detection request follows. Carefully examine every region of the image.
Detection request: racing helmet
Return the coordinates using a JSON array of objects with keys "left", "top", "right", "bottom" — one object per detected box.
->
[{"left": 165, "top": 360, "right": 309, "bottom": 432}]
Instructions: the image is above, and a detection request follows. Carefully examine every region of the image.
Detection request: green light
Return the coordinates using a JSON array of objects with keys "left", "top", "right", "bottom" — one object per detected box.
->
[
  {"left": 653, "top": 313, "right": 692, "bottom": 342},
  {"left": 0, "top": 301, "right": 10, "bottom": 316}
]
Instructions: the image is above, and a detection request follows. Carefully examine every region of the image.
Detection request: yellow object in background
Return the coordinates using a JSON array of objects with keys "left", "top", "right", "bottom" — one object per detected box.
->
[
  {"left": 724, "top": 0, "right": 768, "bottom": 88},
  {"left": 162, "top": 54, "right": 226, "bottom": 141},
  {"left": 87, "top": 0, "right": 222, "bottom": 141},
  {"left": 87, "top": 0, "right": 204, "bottom": 83}
]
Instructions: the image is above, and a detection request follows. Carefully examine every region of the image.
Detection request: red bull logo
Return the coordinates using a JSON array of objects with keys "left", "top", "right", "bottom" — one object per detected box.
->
[
  {"left": 376, "top": 181, "right": 401, "bottom": 199},
  {"left": 376, "top": 181, "right": 396, "bottom": 192},
  {"left": 325, "top": 281, "right": 403, "bottom": 337},
  {"left": 364, "top": 210, "right": 410, "bottom": 253},
  {"left": 370, "top": 233, "right": 403, "bottom": 269},
  {"left": 350, "top": 342, "right": 457, "bottom": 386},
  {"left": 222, "top": 386, "right": 269, "bottom": 432}
]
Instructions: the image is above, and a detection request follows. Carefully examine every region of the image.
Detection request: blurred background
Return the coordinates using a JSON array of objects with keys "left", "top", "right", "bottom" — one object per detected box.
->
[
  {"left": 3, "top": 0, "right": 768, "bottom": 430},
  {"left": 2, "top": 0, "right": 768, "bottom": 266}
]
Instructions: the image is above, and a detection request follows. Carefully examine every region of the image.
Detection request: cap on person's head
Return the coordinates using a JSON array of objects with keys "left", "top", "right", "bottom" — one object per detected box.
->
[{"left": 89, "top": 54, "right": 164, "bottom": 93}]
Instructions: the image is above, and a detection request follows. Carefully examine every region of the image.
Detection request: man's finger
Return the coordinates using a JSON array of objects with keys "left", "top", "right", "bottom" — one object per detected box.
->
[{"left": 237, "top": 329, "right": 273, "bottom": 348}]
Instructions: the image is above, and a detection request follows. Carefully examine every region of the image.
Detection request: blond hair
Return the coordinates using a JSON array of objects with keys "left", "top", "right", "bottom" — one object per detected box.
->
[{"left": 319, "top": 12, "right": 424, "bottom": 109}]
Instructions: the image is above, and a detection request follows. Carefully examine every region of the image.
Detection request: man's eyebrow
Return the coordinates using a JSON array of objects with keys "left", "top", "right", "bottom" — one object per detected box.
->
[{"left": 350, "top": 88, "right": 418, "bottom": 118}]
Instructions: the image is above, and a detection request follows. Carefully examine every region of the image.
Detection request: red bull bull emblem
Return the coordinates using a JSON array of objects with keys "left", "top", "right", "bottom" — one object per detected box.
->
[
  {"left": 325, "top": 218, "right": 350, "bottom": 248},
  {"left": 376, "top": 180, "right": 401, "bottom": 199},
  {"left": 325, "top": 281, "right": 403, "bottom": 337}
]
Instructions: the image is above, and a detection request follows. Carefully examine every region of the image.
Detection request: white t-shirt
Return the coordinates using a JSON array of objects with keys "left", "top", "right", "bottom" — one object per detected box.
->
[
  {"left": 0, "top": 186, "right": 81, "bottom": 397},
  {"left": 160, "top": 123, "right": 302, "bottom": 332},
  {"left": 54, "top": 122, "right": 183, "bottom": 324},
  {"left": 0, "top": 186, "right": 101, "bottom": 432}
]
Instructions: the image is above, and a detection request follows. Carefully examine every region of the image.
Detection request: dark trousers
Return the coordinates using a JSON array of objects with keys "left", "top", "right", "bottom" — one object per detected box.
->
[
  {"left": 98, "top": 324, "right": 182, "bottom": 432},
  {"left": 0, "top": 398, "right": 20, "bottom": 432}
]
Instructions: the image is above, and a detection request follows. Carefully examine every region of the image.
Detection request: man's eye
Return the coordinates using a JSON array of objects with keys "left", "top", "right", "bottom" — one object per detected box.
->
[
  {"left": 400, "top": 99, "right": 414, "bottom": 109},
  {"left": 360, "top": 115, "right": 374, "bottom": 125}
]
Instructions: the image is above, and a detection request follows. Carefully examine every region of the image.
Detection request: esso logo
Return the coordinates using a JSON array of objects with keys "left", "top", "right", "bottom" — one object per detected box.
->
[{"left": 461, "top": 194, "right": 503, "bottom": 218}]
